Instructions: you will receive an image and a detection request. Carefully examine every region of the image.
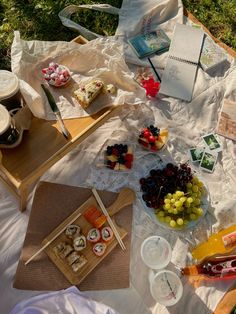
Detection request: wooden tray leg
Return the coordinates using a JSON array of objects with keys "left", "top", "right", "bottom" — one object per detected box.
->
[{"left": 18, "top": 184, "right": 29, "bottom": 212}]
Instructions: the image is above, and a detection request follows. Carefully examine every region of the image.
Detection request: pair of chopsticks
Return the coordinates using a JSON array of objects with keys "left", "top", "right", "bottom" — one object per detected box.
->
[
  {"left": 92, "top": 188, "right": 126, "bottom": 251},
  {"left": 25, "top": 188, "right": 125, "bottom": 266}
]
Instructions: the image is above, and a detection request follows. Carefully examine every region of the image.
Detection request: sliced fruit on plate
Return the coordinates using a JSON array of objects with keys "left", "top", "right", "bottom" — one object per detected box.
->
[
  {"left": 138, "top": 125, "right": 168, "bottom": 152},
  {"left": 105, "top": 144, "right": 134, "bottom": 171},
  {"left": 139, "top": 162, "right": 207, "bottom": 230}
]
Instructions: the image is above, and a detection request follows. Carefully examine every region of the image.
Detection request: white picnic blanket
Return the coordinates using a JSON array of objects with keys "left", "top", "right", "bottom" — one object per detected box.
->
[{"left": 1, "top": 0, "right": 236, "bottom": 313}]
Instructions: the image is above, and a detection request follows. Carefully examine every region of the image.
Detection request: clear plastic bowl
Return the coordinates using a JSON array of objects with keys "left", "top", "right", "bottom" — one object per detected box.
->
[
  {"left": 138, "top": 163, "right": 209, "bottom": 231},
  {"left": 95, "top": 138, "right": 135, "bottom": 173},
  {"left": 137, "top": 124, "right": 169, "bottom": 153},
  {"left": 140, "top": 236, "right": 172, "bottom": 270},
  {"left": 42, "top": 64, "right": 71, "bottom": 87},
  {"left": 149, "top": 270, "right": 183, "bottom": 306}
]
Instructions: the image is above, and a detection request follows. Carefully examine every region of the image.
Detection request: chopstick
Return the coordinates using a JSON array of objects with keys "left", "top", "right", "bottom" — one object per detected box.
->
[
  {"left": 25, "top": 212, "right": 82, "bottom": 266},
  {"left": 92, "top": 188, "right": 126, "bottom": 251},
  {"left": 147, "top": 57, "right": 162, "bottom": 82}
]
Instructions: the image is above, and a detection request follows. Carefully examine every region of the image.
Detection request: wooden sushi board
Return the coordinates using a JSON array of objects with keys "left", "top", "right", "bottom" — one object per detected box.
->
[{"left": 42, "top": 188, "right": 135, "bottom": 285}]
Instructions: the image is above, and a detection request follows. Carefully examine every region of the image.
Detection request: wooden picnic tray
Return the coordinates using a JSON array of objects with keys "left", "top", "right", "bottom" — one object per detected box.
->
[
  {"left": 0, "top": 105, "right": 120, "bottom": 211},
  {"left": 214, "top": 284, "right": 236, "bottom": 314}
]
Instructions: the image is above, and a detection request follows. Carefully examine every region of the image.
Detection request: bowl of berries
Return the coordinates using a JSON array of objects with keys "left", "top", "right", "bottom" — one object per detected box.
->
[
  {"left": 138, "top": 125, "right": 169, "bottom": 152},
  {"left": 41, "top": 62, "right": 71, "bottom": 87},
  {"left": 95, "top": 136, "right": 135, "bottom": 172},
  {"left": 139, "top": 162, "right": 209, "bottom": 230}
]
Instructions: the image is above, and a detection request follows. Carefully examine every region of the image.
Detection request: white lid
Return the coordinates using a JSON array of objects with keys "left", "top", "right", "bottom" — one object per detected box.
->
[
  {"left": 140, "top": 236, "right": 172, "bottom": 270},
  {"left": 0, "top": 104, "right": 11, "bottom": 134},
  {"left": 0, "top": 70, "right": 19, "bottom": 100},
  {"left": 150, "top": 270, "right": 183, "bottom": 306}
]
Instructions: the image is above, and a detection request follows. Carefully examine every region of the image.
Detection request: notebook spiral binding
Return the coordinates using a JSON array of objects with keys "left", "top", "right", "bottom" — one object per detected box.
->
[{"left": 169, "top": 55, "right": 199, "bottom": 66}]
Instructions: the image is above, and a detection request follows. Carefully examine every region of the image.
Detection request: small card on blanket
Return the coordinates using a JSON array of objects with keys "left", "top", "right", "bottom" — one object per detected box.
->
[
  {"left": 189, "top": 147, "right": 205, "bottom": 162},
  {"left": 199, "top": 151, "right": 218, "bottom": 173},
  {"left": 188, "top": 133, "right": 221, "bottom": 173},
  {"left": 200, "top": 36, "right": 228, "bottom": 72},
  {"left": 201, "top": 133, "right": 222, "bottom": 153},
  {"left": 216, "top": 98, "right": 236, "bottom": 141}
]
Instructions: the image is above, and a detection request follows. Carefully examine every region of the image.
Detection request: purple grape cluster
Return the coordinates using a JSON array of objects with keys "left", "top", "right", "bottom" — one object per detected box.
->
[{"left": 140, "top": 163, "right": 193, "bottom": 208}]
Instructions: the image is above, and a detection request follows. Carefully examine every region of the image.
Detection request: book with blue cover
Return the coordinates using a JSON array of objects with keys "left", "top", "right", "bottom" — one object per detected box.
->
[{"left": 128, "top": 28, "right": 170, "bottom": 59}]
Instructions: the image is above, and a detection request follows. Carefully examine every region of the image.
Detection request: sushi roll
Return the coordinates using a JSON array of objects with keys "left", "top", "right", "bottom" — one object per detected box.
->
[
  {"left": 59, "top": 244, "right": 74, "bottom": 259},
  {"left": 71, "top": 255, "right": 87, "bottom": 272},
  {"left": 93, "top": 242, "right": 106, "bottom": 257},
  {"left": 73, "top": 235, "right": 86, "bottom": 251},
  {"left": 101, "top": 226, "right": 114, "bottom": 242},
  {"left": 65, "top": 224, "right": 81, "bottom": 239},
  {"left": 53, "top": 242, "right": 66, "bottom": 256},
  {"left": 66, "top": 251, "right": 80, "bottom": 266},
  {"left": 87, "top": 228, "right": 101, "bottom": 243}
]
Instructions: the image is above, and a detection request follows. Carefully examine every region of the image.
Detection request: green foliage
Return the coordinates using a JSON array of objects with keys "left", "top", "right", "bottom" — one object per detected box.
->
[
  {"left": 183, "top": 0, "right": 236, "bottom": 49},
  {"left": 0, "top": 0, "right": 121, "bottom": 69},
  {"left": 0, "top": 0, "right": 235, "bottom": 70}
]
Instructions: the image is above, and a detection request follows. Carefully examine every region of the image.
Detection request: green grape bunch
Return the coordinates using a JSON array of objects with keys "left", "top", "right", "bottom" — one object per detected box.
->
[{"left": 155, "top": 176, "right": 205, "bottom": 229}]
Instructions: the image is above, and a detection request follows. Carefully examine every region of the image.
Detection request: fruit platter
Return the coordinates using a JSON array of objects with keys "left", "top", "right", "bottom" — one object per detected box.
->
[
  {"left": 104, "top": 143, "right": 134, "bottom": 171},
  {"left": 139, "top": 162, "right": 209, "bottom": 230},
  {"left": 138, "top": 125, "right": 169, "bottom": 152}
]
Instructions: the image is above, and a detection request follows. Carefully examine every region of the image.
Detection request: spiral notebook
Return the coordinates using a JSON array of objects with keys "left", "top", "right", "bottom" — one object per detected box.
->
[{"left": 159, "top": 23, "right": 204, "bottom": 102}]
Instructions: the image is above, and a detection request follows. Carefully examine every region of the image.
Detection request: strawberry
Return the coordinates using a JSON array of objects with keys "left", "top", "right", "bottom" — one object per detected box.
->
[
  {"left": 144, "top": 131, "right": 150, "bottom": 138},
  {"left": 148, "top": 135, "right": 155, "bottom": 143},
  {"left": 125, "top": 161, "right": 132, "bottom": 169},
  {"left": 150, "top": 145, "right": 158, "bottom": 151},
  {"left": 125, "top": 153, "right": 134, "bottom": 162},
  {"left": 109, "top": 162, "right": 116, "bottom": 169}
]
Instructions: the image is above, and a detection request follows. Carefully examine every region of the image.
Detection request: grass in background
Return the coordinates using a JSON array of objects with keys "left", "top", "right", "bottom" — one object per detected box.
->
[
  {"left": 0, "top": 0, "right": 121, "bottom": 70},
  {"left": 0, "top": 0, "right": 235, "bottom": 70},
  {"left": 183, "top": 0, "right": 236, "bottom": 49}
]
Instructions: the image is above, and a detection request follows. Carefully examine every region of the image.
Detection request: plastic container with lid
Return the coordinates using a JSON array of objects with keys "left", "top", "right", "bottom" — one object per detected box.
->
[
  {"left": 140, "top": 236, "right": 172, "bottom": 270},
  {"left": 149, "top": 269, "right": 183, "bottom": 306},
  {"left": 0, "top": 104, "right": 20, "bottom": 146},
  {"left": 0, "top": 70, "right": 21, "bottom": 111}
]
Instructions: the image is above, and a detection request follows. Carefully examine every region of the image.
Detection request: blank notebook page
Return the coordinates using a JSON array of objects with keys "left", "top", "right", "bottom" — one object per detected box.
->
[
  {"left": 160, "top": 23, "right": 204, "bottom": 102},
  {"left": 169, "top": 23, "right": 204, "bottom": 62}
]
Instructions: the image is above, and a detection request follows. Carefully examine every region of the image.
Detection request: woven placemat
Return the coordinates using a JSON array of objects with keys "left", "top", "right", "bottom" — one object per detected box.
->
[{"left": 14, "top": 182, "right": 133, "bottom": 291}]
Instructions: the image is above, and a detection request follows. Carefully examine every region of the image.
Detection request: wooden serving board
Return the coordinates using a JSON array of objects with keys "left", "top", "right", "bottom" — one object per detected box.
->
[{"left": 42, "top": 188, "right": 135, "bottom": 285}]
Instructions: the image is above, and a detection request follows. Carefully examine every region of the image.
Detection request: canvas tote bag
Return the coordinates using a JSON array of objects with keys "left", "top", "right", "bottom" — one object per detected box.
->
[{"left": 59, "top": 0, "right": 184, "bottom": 67}]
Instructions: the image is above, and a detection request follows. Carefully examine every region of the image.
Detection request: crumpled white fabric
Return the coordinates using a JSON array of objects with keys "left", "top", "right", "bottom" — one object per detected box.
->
[
  {"left": 10, "top": 286, "right": 118, "bottom": 314},
  {"left": 11, "top": 32, "right": 145, "bottom": 120},
  {"left": 59, "top": 0, "right": 184, "bottom": 69},
  {"left": 1, "top": 0, "right": 236, "bottom": 313}
]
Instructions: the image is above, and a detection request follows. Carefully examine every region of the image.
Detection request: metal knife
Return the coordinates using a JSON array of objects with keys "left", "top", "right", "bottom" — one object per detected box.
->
[{"left": 41, "top": 84, "right": 70, "bottom": 139}]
